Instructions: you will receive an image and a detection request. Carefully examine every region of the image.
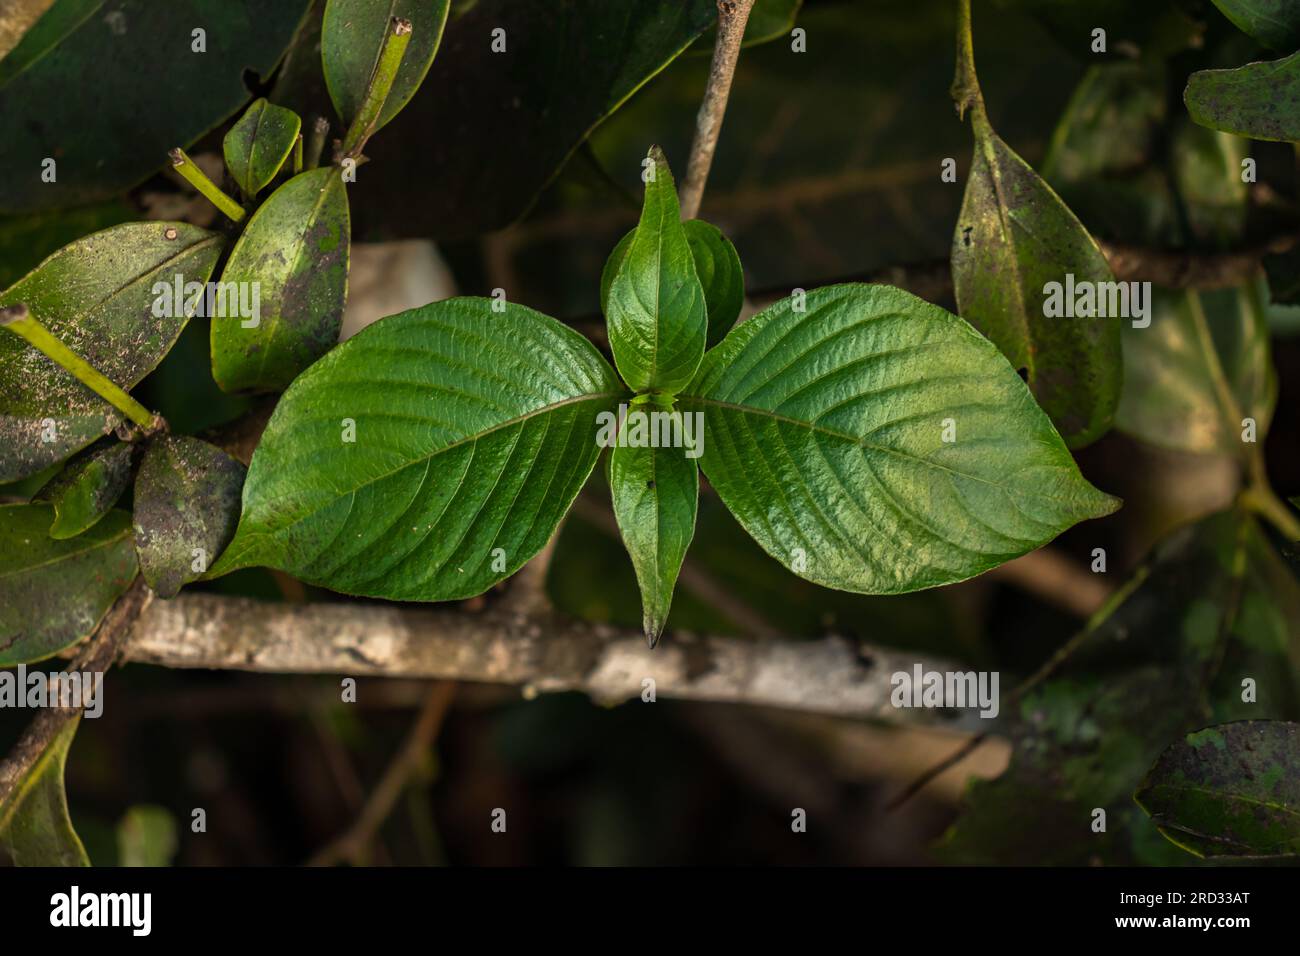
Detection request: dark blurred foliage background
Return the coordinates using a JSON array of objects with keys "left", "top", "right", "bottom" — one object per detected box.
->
[{"left": 2, "top": 0, "right": 1299, "bottom": 865}]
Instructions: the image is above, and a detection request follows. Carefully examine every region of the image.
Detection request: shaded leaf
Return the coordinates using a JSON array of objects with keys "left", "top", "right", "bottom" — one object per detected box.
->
[
  {"left": 0, "top": 221, "right": 222, "bottom": 481},
  {"left": 1117, "top": 281, "right": 1275, "bottom": 459},
  {"left": 610, "top": 419, "right": 699, "bottom": 644},
  {"left": 0, "top": 716, "right": 88, "bottom": 867},
  {"left": 116, "top": 804, "right": 178, "bottom": 867},
  {"left": 601, "top": 218, "right": 744, "bottom": 350},
  {"left": 1186, "top": 51, "right": 1300, "bottom": 142},
  {"left": 940, "top": 510, "right": 1300, "bottom": 864},
  {"left": 0, "top": 0, "right": 313, "bottom": 212},
  {"left": 211, "top": 167, "right": 350, "bottom": 393},
  {"left": 1136, "top": 721, "right": 1300, "bottom": 858},
  {"left": 322, "top": 0, "right": 450, "bottom": 134},
  {"left": 0, "top": 503, "right": 136, "bottom": 665},
  {"left": 953, "top": 118, "right": 1121, "bottom": 448},
  {"left": 35, "top": 439, "right": 132, "bottom": 538},
  {"left": 349, "top": 0, "right": 719, "bottom": 238},
  {"left": 223, "top": 97, "right": 302, "bottom": 200},
  {"left": 134, "top": 435, "right": 245, "bottom": 598},
  {"left": 210, "top": 298, "right": 625, "bottom": 600},
  {"left": 1210, "top": 0, "right": 1300, "bottom": 50},
  {"left": 0, "top": 0, "right": 94, "bottom": 84},
  {"left": 605, "top": 147, "right": 706, "bottom": 394},
  {"left": 681, "top": 284, "right": 1118, "bottom": 595}
]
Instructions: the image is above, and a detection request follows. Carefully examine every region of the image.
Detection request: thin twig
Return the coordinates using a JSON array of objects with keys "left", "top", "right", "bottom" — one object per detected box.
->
[
  {"left": 884, "top": 563, "right": 1152, "bottom": 810},
  {"left": 679, "top": 0, "right": 757, "bottom": 221},
  {"left": 306, "top": 681, "right": 456, "bottom": 866},
  {"left": 0, "top": 578, "right": 153, "bottom": 806}
]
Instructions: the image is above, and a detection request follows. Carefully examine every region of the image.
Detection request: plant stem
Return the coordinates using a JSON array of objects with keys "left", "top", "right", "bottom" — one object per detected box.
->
[
  {"left": 292, "top": 133, "right": 304, "bottom": 175},
  {"left": 679, "top": 0, "right": 757, "bottom": 221},
  {"left": 168, "top": 147, "right": 246, "bottom": 223},
  {"left": 1242, "top": 481, "right": 1300, "bottom": 541},
  {"left": 339, "top": 17, "right": 412, "bottom": 160},
  {"left": 951, "top": 0, "right": 988, "bottom": 130},
  {"left": 306, "top": 116, "right": 329, "bottom": 170},
  {"left": 0, "top": 304, "right": 158, "bottom": 430}
]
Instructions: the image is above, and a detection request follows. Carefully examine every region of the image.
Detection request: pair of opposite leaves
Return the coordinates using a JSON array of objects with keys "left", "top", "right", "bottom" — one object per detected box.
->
[{"left": 209, "top": 148, "right": 1117, "bottom": 643}]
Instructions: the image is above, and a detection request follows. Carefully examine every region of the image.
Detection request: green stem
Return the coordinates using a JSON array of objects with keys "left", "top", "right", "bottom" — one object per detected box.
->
[
  {"left": 1242, "top": 481, "right": 1300, "bottom": 542},
  {"left": 169, "top": 147, "right": 245, "bottom": 223},
  {"left": 306, "top": 116, "right": 329, "bottom": 170},
  {"left": 952, "top": 0, "right": 988, "bottom": 129},
  {"left": 339, "top": 17, "right": 412, "bottom": 160},
  {"left": 292, "top": 133, "right": 304, "bottom": 175},
  {"left": 0, "top": 304, "right": 158, "bottom": 430}
]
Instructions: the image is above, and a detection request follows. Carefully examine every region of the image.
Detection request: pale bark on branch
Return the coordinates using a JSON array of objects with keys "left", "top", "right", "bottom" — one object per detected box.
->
[{"left": 122, "top": 592, "right": 981, "bottom": 728}]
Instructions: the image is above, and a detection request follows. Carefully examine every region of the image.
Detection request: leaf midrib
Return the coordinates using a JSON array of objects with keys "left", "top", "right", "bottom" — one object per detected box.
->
[
  {"left": 682, "top": 394, "right": 1084, "bottom": 505},
  {"left": 238, "top": 389, "right": 623, "bottom": 548}
]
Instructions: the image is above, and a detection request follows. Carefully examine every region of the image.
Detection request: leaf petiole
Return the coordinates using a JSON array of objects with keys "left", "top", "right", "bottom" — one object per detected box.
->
[
  {"left": 0, "top": 304, "right": 160, "bottom": 431},
  {"left": 338, "top": 17, "right": 412, "bottom": 160},
  {"left": 169, "top": 147, "right": 246, "bottom": 223},
  {"left": 306, "top": 116, "right": 330, "bottom": 170},
  {"left": 1241, "top": 482, "right": 1300, "bottom": 542}
]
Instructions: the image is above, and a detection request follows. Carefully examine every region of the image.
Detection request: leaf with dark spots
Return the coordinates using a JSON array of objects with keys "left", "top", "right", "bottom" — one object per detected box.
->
[
  {"left": 35, "top": 439, "right": 132, "bottom": 539},
  {"left": 1210, "top": 0, "right": 1300, "bottom": 50},
  {"left": 0, "top": 715, "right": 89, "bottom": 867},
  {"left": 211, "top": 167, "right": 350, "bottom": 393},
  {"left": 1135, "top": 721, "right": 1300, "bottom": 858},
  {"left": 0, "top": 503, "right": 137, "bottom": 666},
  {"left": 223, "top": 97, "right": 302, "bottom": 200},
  {"left": 952, "top": 123, "right": 1121, "bottom": 449},
  {"left": 1186, "top": 50, "right": 1300, "bottom": 142},
  {"left": 322, "top": 0, "right": 450, "bottom": 135},
  {"left": 940, "top": 510, "right": 1300, "bottom": 865},
  {"left": 0, "top": 221, "right": 223, "bottom": 482},
  {"left": 133, "top": 435, "right": 245, "bottom": 598},
  {"left": 0, "top": 0, "right": 313, "bottom": 213}
]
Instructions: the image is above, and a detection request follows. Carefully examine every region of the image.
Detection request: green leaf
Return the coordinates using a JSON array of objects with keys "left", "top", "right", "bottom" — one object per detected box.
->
[
  {"left": 940, "top": 509, "right": 1300, "bottom": 865},
  {"left": 134, "top": 435, "right": 245, "bottom": 598},
  {"left": 1210, "top": 0, "right": 1300, "bottom": 50},
  {"left": 0, "top": 221, "right": 223, "bottom": 481},
  {"left": 1117, "top": 282, "right": 1275, "bottom": 459},
  {"left": 223, "top": 97, "right": 302, "bottom": 200},
  {"left": 342, "top": 0, "right": 720, "bottom": 238},
  {"left": 35, "top": 439, "right": 132, "bottom": 538},
  {"left": 0, "top": 716, "right": 88, "bottom": 867},
  {"left": 610, "top": 420, "right": 699, "bottom": 645},
  {"left": 0, "top": 0, "right": 313, "bottom": 213},
  {"left": 0, "top": 503, "right": 136, "bottom": 665},
  {"left": 0, "top": 0, "right": 97, "bottom": 86},
  {"left": 601, "top": 218, "right": 744, "bottom": 350},
  {"left": 116, "top": 804, "right": 178, "bottom": 867},
  {"left": 210, "top": 298, "right": 625, "bottom": 600},
  {"left": 322, "top": 0, "right": 450, "bottom": 135},
  {"left": 953, "top": 121, "right": 1121, "bottom": 448},
  {"left": 211, "top": 167, "right": 351, "bottom": 393},
  {"left": 1136, "top": 721, "right": 1300, "bottom": 858},
  {"left": 0, "top": 200, "right": 134, "bottom": 290},
  {"left": 680, "top": 284, "right": 1119, "bottom": 595},
  {"left": 1186, "top": 51, "right": 1300, "bottom": 142},
  {"left": 605, "top": 147, "right": 706, "bottom": 395}
]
